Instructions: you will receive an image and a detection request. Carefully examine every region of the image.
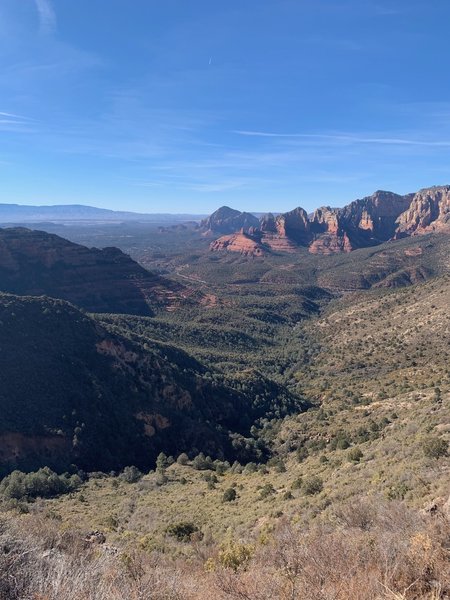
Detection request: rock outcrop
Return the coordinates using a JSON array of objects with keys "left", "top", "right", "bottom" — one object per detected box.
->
[
  {"left": 309, "top": 230, "right": 353, "bottom": 254},
  {"left": 207, "top": 185, "right": 450, "bottom": 256},
  {"left": 274, "top": 207, "right": 311, "bottom": 243},
  {"left": 260, "top": 233, "right": 299, "bottom": 253},
  {"left": 309, "top": 207, "right": 351, "bottom": 254},
  {"left": 310, "top": 206, "right": 340, "bottom": 235},
  {"left": 395, "top": 186, "right": 450, "bottom": 237},
  {"left": 339, "top": 190, "right": 412, "bottom": 246},
  {"left": 210, "top": 230, "right": 266, "bottom": 257},
  {"left": 258, "top": 213, "right": 299, "bottom": 253},
  {"left": 308, "top": 191, "right": 412, "bottom": 253},
  {"left": 201, "top": 206, "right": 259, "bottom": 234},
  {"left": 0, "top": 227, "right": 184, "bottom": 315}
]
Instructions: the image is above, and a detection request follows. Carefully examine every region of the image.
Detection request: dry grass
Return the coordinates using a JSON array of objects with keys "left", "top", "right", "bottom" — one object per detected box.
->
[{"left": 0, "top": 498, "right": 448, "bottom": 600}]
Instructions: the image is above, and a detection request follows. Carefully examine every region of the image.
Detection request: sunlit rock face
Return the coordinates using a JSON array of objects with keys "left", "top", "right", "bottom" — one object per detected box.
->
[
  {"left": 207, "top": 186, "right": 450, "bottom": 255},
  {"left": 395, "top": 186, "right": 450, "bottom": 237}
]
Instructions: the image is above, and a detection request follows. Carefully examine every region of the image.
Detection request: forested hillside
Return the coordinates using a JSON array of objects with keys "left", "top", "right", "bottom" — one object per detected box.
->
[{"left": 0, "top": 292, "right": 306, "bottom": 474}]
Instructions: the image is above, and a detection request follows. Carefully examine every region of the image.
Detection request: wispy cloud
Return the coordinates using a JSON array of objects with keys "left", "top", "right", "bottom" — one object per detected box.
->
[
  {"left": 34, "top": 0, "right": 56, "bottom": 34},
  {"left": 0, "top": 111, "right": 31, "bottom": 120},
  {"left": 233, "top": 130, "right": 450, "bottom": 147},
  {"left": 0, "top": 110, "right": 35, "bottom": 131}
]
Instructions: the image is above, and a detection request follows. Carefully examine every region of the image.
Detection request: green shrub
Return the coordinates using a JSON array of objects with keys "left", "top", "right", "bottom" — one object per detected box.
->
[
  {"left": 347, "top": 447, "right": 363, "bottom": 463},
  {"left": 166, "top": 521, "right": 201, "bottom": 542},
  {"left": 230, "top": 461, "right": 243, "bottom": 474},
  {"left": 192, "top": 453, "right": 214, "bottom": 470},
  {"left": 291, "top": 477, "right": 303, "bottom": 490},
  {"left": 177, "top": 453, "right": 189, "bottom": 465},
  {"left": 296, "top": 447, "right": 309, "bottom": 463},
  {"left": 208, "top": 537, "right": 254, "bottom": 572},
  {"left": 156, "top": 471, "right": 168, "bottom": 486},
  {"left": 422, "top": 436, "right": 448, "bottom": 459},
  {"left": 0, "top": 468, "right": 81, "bottom": 500},
  {"left": 267, "top": 457, "right": 286, "bottom": 473},
  {"left": 336, "top": 438, "right": 351, "bottom": 450},
  {"left": 302, "top": 475, "right": 323, "bottom": 495},
  {"left": 259, "top": 483, "right": 275, "bottom": 499},
  {"left": 119, "top": 466, "right": 142, "bottom": 483},
  {"left": 156, "top": 452, "right": 169, "bottom": 472},
  {"left": 386, "top": 482, "right": 409, "bottom": 500},
  {"left": 223, "top": 488, "right": 237, "bottom": 502}
]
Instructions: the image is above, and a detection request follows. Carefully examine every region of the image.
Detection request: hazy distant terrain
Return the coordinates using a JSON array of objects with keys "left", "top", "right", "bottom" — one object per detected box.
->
[{"left": 0, "top": 202, "right": 206, "bottom": 224}]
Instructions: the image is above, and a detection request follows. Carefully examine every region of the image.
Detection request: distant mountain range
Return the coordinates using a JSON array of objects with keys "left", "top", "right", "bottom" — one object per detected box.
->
[
  {"left": 0, "top": 203, "right": 206, "bottom": 224},
  {"left": 204, "top": 185, "right": 450, "bottom": 255}
]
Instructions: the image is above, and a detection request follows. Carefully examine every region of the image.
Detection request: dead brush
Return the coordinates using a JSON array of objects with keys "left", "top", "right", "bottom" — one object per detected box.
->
[{"left": 0, "top": 499, "right": 448, "bottom": 600}]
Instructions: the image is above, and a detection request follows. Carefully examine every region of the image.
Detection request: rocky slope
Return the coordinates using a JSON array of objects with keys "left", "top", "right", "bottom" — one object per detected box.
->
[
  {"left": 0, "top": 227, "right": 185, "bottom": 315},
  {"left": 209, "top": 230, "right": 266, "bottom": 256},
  {"left": 208, "top": 185, "right": 450, "bottom": 255}
]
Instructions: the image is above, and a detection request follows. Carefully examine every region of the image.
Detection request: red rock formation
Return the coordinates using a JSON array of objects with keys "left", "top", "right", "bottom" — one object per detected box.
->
[
  {"left": 0, "top": 432, "right": 71, "bottom": 466},
  {"left": 259, "top": 213, "right": 277, "bottom": 233},
  {"left": 309, "top": 207, "right": 352, "bottom": 254},
  {"left": 209, "top": 231, "right": 266, "bottom": 256},
  {"left": 339, "top": 191, "right": 412, "bottom": 242},
  {"left": 309, "top": 232, "right": 353, "bottom": 254},
  {"left": 275, "top": 207, "right": 310, "bottom": 243},
  {"left": 310, "top": 206, "right": 340, "bottom": 235},
  {"left": 260, "top": 234, "right": 298, "bottom": 253},
  {"left": 206, "top": 185, "right": 450, "bottom": 256},
  {"left": 395, "top": 186, "right": 450, "bottom": 236},
  {"left": 308, "top": 192, "right": 412, "bottom": 254}
]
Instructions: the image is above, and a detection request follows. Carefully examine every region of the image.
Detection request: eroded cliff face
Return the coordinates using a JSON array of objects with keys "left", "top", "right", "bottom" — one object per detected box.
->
[
  {"left": 0, "top": 228, "right": 184, "bottom": 315},
  {"left": 310, "top": 207, "right": 340, "bottom": 235},
  {"left": 254, "top": 213, "right": 297, "bottom": 253},
  {"left": 308, "top": 191, "right": 413, "bottom": 253},
  {"left": 309, "top": 231, "right": 353, "bottom": 254},
  {"left": 339, "top": 191, "right": 412, "bottom": 243},
  {"left": 308, "top": 207, "right": 351, "bottom": 254},
  {"left": 274, "top": 207, "right": 310, "bottom": 243},
  {"left": 395, "top": 186, "right": 450, "bottom": 237},
  {"left": 209, "top": 231, "right": 266, "bottom": 257},
  {"left": 207, "top": 185, "right": 450, "bottom": 257}
]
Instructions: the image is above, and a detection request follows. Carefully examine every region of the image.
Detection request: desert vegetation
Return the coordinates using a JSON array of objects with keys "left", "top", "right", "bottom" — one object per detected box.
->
[{"left": 0, "top": 497, "right": 448, "bottom": 600}]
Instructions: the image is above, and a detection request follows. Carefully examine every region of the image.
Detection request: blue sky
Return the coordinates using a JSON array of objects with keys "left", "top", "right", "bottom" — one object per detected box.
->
[{"left": 1, "top": 0, "right": 450, "bottom": 213}]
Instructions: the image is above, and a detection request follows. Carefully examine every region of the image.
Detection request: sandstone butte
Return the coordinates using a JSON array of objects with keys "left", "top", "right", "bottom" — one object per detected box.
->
[{"left": 207, "top": 185, "right": 450, "bottom": 256}]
